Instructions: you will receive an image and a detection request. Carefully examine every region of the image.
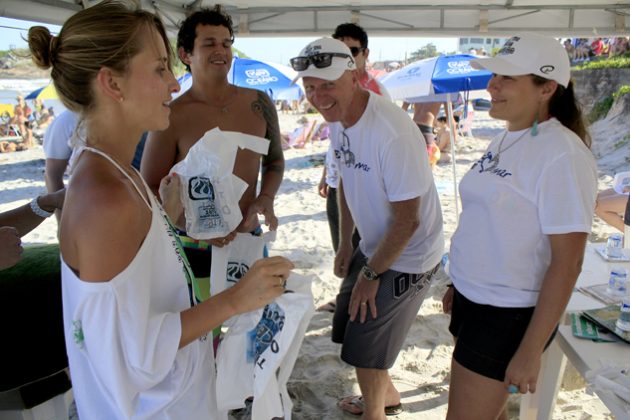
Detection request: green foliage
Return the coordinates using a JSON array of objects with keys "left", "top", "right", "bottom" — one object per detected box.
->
[
  {"left": 574, "top": 52, "right": 630, "bottom": 70},
  {"left": 613, "top": 85, "right": 630, "bottom": 99},
  {"left": 409, "top": 43, "right": 438, "bottom": 61},
  {"left": 588, "top": 96, "right": 614, "bottom": 123}
]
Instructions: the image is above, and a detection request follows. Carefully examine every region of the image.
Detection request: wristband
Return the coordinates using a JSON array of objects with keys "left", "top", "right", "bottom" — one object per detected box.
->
[
  {"left": 30, "top": 197, "right": 54, "bottom": 218},
  {"left": 260, "top": 192, "right": 275, "bottom": 200}
]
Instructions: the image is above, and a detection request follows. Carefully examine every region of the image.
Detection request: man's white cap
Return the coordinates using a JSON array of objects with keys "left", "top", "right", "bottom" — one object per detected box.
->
[
  {"left": 291, "top": 37, "right": 356, "bottom": 83},
  {"left": 471, "top": 33, "right": 570, "bottom": 88}
]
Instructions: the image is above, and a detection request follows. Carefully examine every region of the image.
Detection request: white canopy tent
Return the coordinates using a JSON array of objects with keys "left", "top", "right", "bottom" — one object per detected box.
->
[{"left": 0, "top": 0, "right": 628, "bottom": 37}]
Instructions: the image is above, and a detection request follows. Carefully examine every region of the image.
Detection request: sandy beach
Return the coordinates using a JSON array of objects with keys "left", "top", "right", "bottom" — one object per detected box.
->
[{"left": 0, "top": 110, "right": 622, "bottom": 419}]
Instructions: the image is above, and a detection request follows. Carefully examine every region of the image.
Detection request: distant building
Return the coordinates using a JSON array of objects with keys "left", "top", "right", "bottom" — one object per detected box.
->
[{"left": 459, "top": 37, "right": 507, "bottom": 55}]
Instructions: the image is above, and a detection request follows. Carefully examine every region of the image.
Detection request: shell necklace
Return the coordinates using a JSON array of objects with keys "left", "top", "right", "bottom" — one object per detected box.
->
[{"left": 482, "top": 129, "right": 530, "bottom": 173}]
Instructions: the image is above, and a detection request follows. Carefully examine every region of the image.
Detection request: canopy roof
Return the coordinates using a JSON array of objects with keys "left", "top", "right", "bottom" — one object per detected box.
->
[{"left": 0, "top": 0, "right": 628, "bottom": 37}]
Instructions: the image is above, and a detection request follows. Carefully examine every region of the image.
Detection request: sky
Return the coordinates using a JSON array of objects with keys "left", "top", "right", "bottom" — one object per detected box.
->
[{"left": 0, "top": 17, "right": 458, "bottom": 66}]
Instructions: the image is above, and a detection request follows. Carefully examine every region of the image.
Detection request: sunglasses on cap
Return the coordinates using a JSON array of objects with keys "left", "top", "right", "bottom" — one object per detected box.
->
[
  {"left": 290, "top": 53, "right": 353, "bottom": 71},
  {"left": 349, "top": 46, "right": 366, "bottom": 57}
]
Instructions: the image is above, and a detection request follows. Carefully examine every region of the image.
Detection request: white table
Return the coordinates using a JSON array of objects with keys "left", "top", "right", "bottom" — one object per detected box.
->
[{"left": 520, "top": 243, "right": 630, "bottom": 419}]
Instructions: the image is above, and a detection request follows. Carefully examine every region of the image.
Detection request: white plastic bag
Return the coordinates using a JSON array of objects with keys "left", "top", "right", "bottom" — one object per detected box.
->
[
  {"left": 170, "top": 128, "right": 269, "bottom": 240},
  {"left": 215, "top": 273, "right": 315, "bottom": 420},
  {"left": 210, "top": 232, "right": 273, "bottom": 298}
]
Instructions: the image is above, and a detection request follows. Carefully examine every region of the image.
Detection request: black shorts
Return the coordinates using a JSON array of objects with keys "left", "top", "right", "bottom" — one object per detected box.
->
[
  {"left": 332, "top": 248, "right": 438, "bottom": 369},
  {"left": 448, "top": 287, "right": 556, "bottom": 381}
]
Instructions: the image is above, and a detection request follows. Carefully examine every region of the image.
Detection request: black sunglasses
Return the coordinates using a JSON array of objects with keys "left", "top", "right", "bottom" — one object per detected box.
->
[
  {"left": 290, "top": 53, "right": 353, "bottom": 71},
  {"left": 349, "top": 46, "right": 366, "bottom": 57}
]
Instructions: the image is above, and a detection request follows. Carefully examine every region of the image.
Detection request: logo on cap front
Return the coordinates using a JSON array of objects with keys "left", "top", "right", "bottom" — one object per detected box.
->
[
  {"left": 498, "top": 36, "right": 521, "bottom": 56},
  {"left": 540, "top": 65, "right": 555, "bottom": 74},
  {"left": 304, "top": 44, "right": 322, "bottom": 56}
]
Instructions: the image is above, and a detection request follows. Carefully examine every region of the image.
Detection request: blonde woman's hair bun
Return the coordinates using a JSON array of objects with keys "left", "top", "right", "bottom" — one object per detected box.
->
[{"left": 28, "top": 26, "right": 55, "bottom": 69}]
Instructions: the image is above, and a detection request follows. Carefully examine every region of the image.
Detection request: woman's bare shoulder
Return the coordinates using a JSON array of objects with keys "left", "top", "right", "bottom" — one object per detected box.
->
[{"left": 61, "top": 159, "right": 151, "bottom": 281}]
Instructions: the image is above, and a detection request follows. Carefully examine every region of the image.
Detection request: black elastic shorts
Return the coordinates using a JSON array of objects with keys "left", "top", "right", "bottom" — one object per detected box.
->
[{"left": 448, "top": 287, "right": 556, "bottom": 381}]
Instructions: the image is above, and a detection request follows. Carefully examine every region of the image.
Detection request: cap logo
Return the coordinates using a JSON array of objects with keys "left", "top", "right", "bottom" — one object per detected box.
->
[
  {"left": 304, "top": 44, "right": 322, "bottom": 56},
  {"left": 497, "top": 36, "right": 521, "bottom": 56},
  {"left": 540, "top": 65, "right": 555, "bottom": 74}
]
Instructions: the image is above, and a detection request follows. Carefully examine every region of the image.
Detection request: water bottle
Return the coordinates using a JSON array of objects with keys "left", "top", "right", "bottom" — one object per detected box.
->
[
  {"left": 616, "top": 297, "right": 630, "bottom": 332},
  {"left": 606, "top": 233, "right": 624, "bottom": 259},
  {"left": 607, "top": 266, "right": 628, "bottom": 296}
]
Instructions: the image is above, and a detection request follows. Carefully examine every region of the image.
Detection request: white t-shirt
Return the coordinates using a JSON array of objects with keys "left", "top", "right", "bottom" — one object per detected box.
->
[
  {"left": 450, "top": 118, "right": 597, "bottom": 307},
  {"left": 61, "top": 184, "right": 217, "bottom": 419},
  {"left": 330, "top": 92, "right": 444, "bottom": 274},
  {"left": 42, "top": 110, "right": 78, "bottom": 160}
]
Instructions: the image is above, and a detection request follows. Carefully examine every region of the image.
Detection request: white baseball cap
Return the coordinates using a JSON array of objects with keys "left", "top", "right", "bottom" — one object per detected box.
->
[
  {"left": 471, "top": 33, "right": 570, "bottom": 87},
  {"left": 291, "top": 37, "right": 356, "bottom": 83}
]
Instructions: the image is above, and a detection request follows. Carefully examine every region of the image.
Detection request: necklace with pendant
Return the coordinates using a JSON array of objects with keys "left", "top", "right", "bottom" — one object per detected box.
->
[{"left": 482, "top": 129, "right": 530, "bottom": 173}]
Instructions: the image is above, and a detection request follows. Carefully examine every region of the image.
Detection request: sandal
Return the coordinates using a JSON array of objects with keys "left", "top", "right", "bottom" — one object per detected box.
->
[{"left": 338, "top": 395, "right": 403, "bottom": 416}]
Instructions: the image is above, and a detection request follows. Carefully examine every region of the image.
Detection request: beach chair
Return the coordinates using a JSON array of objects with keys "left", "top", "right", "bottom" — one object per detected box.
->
[
  {"left": 286, "top": 119, "right": 317, "bottom": 149},
  {"left": 458, "top": 110, "right": 475, "bottom": 138}
]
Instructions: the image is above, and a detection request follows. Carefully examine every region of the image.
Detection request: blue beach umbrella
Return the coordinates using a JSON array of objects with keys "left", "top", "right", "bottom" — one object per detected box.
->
[
  {"left": 381, "top": 54, "right": 493, "bottom": 220},
  {"left": 380, "top": 54, "right": 492, "bottom": 102},
  {"left": 175, "top": 58, "right": 302, "bottom": 101}
]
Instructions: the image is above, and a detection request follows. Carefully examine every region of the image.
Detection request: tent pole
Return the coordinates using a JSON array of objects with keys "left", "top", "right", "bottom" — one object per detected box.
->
[{"left": 445, "top": 93, "right": 459, "bottom": 222}]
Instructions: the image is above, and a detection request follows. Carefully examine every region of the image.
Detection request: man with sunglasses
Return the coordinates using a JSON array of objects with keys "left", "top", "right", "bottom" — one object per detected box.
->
[
  {"left": 141, "top": 6, "right": 284, "bottom": 301},
  {"left": 293, "top": 38, "right": 444, "bottom": 419},
  {"left": 316, "top": 25, "right": 389, "bottom": 313},
  {"left": 332, "top": 23, "right": 389, "bottom": 99}
]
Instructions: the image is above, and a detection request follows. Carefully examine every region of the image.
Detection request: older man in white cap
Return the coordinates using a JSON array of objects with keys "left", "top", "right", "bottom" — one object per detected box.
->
[{"left": 291, "top": 38, "right": 444, "bottom": 419}]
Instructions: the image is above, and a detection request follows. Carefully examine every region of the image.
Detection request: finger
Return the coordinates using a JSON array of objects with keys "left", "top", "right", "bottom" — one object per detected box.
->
[
  {"left": 349, "top": 300, "right": 359, "bottom": 321},
  {"left": 359, "top": 301, "right": 368, "bottom": 323},
  {"left": 258, "top": 256, "right": 295, "bottom": 276},
  {"left": 519, "top": 383, "right": 528, "bottom": 394},
  {"left": 268, "top": 215, "right": 278, "bottom": 231},
  {"left": 209, "top": 239, "right": 225, "bottom": 248},
  {"left": 528, "top": 379, "right": 537, "bottom": 394},
  {"left": 369, "top": 298, "right": 378, "bottom": 319}
]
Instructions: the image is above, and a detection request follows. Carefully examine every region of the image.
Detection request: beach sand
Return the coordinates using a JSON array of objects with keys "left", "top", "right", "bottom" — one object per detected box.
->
[{"left": 0, "top": 110, "right": 621, "bottom": 419}]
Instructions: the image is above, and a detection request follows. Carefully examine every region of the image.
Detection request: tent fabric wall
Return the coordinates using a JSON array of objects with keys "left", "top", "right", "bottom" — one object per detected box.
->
[{"left": 0, "top": 0, "right": 628, "bottom": 37}]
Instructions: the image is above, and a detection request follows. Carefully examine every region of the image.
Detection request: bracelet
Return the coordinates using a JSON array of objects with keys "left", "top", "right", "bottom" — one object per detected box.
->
[
  {"left": 30, "top": 197, "right": 54, "bottom": 218},
  {"left": 260, "top": 192, "right": 275, "bottom": 200}
]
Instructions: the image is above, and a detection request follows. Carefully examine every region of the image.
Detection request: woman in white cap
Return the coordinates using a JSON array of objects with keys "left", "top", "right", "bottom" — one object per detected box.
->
[{"left": 442, "top": 33, "right": 597, "bottom": 419}]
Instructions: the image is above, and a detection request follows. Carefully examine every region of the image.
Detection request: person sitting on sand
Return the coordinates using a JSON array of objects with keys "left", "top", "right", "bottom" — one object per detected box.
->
[
  {"left": 0, "top": 188, "right": 65, "bottom": 270},
  {"left": 27, "top": 1, "right": 293, "bottom": 417}
]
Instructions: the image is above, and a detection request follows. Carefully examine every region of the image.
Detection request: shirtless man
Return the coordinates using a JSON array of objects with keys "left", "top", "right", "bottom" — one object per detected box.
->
[
  {"left": 402, "top": 101, "right": 458, "bottom": 166},
  {"left": 141, "top": 6, "right": 284, "bottom": 300}
]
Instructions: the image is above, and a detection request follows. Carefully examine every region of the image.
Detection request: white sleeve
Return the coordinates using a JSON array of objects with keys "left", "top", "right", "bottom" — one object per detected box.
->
[
  {"left": 43, "top": 114, "right": 74, "bottom": 159},
  {"left": 536, "top": 151, "right": 597, "bottom": 234},
  {"left": 380, "top": 134, "right": 429, "bottom": 202},
  {"left": 75, "top": 288, "right": 181, "bottom": 414}
]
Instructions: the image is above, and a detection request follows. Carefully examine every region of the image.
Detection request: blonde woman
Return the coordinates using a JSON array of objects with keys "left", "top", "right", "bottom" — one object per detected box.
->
[{"left": 28, "top": 1, "right": 292, "bottom": 418}]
